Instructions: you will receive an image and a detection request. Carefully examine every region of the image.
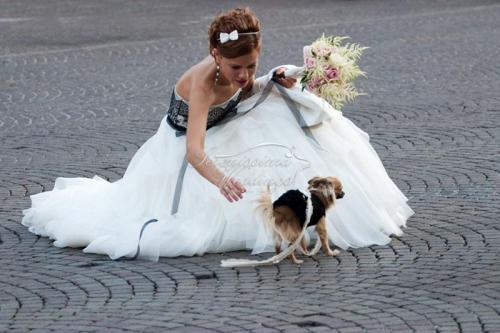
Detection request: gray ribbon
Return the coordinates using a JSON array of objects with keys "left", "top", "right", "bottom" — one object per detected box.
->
[
  {"left": 169, "top": 79, "right": 323, "bottom": 215},
  {"left": 273, "top": 82, "right": 324, "bottom": 149},
  {"left": 124, "top": 218, "right": 158, "bottom": 260},
  {"left": 213, "top": 79, "right": 275, "bottom": 126},
  {"left": 171, "top": 157, "right": 188, "bottom": 215}
]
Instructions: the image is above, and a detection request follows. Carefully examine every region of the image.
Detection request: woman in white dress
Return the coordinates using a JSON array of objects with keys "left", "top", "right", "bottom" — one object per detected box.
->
[{"left": 22, "top": 7, "right": 414, "bottom": 261}]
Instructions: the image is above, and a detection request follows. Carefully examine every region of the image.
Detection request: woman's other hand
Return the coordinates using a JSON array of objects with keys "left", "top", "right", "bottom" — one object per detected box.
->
[
  {"left": 273, "top": 67, "right": 297, "bottom": 88},
  {"left": 218, "top": 176, "right": 246, "bottom": 203}
]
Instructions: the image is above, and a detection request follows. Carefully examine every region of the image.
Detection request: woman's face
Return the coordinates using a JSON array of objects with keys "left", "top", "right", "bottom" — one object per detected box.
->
[{"left": 215, "top": 48, "right": 260, "bottom": 88}]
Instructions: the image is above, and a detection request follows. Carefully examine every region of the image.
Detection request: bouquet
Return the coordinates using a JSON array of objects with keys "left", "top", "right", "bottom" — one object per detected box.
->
[{"left": 291, "top": 35, "right": 368, "bottom": 110}]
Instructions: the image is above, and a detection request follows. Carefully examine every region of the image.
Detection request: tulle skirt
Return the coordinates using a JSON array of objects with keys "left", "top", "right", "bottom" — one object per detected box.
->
[{"left": 22, "top": 82, "right": 414, "bottom": 261}]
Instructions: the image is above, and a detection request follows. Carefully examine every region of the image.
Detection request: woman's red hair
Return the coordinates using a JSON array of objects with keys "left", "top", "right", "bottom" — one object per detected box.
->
[{"left": 208, "top": 7, "right": 261, "bottom": 58}]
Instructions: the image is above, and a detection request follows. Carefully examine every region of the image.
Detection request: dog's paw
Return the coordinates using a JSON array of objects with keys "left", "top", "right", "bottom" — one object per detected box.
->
[
  {"left": 301, "top": 249, "right": 314, "bottom": 257},
  {"left": 330, "top": 249, "right": 340, "bottom": 256},
  {"left": 293, "top": 259, "right": 304, "bottom": 265}
]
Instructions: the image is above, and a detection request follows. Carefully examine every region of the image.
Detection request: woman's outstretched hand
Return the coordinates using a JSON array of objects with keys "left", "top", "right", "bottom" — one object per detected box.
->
[
  {"left": 273, "top": 67, "right": 297, "bottom": 89},
  {"left": 218, "top": 176, "right": 246, "bottom": 203}
]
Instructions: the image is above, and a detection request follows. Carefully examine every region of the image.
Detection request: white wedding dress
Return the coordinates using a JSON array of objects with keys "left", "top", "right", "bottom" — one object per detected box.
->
[{"left": 22, "top": 65, "right": 414, "bottom": 261}]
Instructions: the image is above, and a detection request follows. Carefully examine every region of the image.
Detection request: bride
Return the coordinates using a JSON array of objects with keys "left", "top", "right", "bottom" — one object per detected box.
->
[{"left": 22, "top": 7, "right": 414, "bottom": 261}]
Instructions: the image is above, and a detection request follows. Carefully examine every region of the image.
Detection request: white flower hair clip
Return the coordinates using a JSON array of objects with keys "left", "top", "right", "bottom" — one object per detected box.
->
[{"left": 218, "top": 30, "right": 260, "bottom": 44}]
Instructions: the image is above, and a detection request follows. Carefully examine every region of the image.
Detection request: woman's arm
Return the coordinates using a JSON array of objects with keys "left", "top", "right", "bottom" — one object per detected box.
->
[
  {"left": 185, "top": 83, "right": 209, "bottom": 165},
  {"left": 242, "top": 67, "right": 297, "bottom": 100},
  {"left": 185, "top": 83, "right": 246, "bottom": 202}
]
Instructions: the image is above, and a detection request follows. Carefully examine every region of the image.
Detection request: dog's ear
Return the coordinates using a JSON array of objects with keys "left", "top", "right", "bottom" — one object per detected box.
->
[
  {"left": 308, "top": 176, "right": 321, "bottom": 186},
  {"left": 328, "top": 176, "right": 341, "bottom": 188},
  {"left": 327, "top": 176, "right": 338, "bottom": 184}
]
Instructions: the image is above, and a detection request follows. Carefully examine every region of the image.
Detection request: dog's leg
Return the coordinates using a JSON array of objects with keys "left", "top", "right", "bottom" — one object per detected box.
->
[
  {"left": 316, "top": 218, "right": 340, "bottom": 256},
  {"left": 288, "top": 250, "right": 303, "bottom": 265},
  {"left": 273, "top": 232, "right": 282, "bottom": 254},
  {"left": 300, "top": 237, "right": 310, "bottom": 256},
  {"left": 287, "top": 235, "right": 304, "bottom": 265},
  {"left": 300, "top": 237, "right": 317, "bottom": 257},
  {"left": 273, "top": 218, "right": 304, "bottom": 265}
]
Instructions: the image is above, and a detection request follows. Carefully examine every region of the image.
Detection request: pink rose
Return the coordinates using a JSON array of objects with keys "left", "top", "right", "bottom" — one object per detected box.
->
[
  {"left": 326, "top": 67, "right": 339, "bottom": 80},
  {"left": 307, "top": 76, "right": 323, "bottom": 90},
  {"left": 304, "top": 57, "right": 316, "bottom": 69}
]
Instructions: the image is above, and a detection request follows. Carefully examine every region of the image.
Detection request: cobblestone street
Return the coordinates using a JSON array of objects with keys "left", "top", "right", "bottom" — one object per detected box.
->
[{"left": 1, "top": 0, "right": 499, "bottom": 332}]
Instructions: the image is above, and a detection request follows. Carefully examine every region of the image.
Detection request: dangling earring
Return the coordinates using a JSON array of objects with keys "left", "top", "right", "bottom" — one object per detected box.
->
[{"left": 215, "top": 64, "right": 220, "bottom": 85}]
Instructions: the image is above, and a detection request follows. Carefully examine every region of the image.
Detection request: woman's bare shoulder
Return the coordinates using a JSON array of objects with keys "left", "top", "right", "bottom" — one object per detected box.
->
[{"left": 176, "top": 56, "right": 215, "bottom": 102}]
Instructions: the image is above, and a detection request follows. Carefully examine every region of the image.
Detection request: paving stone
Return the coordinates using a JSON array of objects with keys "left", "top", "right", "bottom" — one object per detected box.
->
[{"left": 1, "top": 0, "right": 500, "bottom": 332}]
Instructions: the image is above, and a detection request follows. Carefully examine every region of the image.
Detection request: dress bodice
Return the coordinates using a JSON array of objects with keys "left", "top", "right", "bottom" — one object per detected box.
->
[{"left": 166, "top": 86, "right": 243, "bottom": 132}]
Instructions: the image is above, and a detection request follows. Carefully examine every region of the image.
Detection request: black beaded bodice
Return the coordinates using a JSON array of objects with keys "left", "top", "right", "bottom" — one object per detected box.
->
[{"left": 166, "top": 87, "right": 243, "bottom": 132}]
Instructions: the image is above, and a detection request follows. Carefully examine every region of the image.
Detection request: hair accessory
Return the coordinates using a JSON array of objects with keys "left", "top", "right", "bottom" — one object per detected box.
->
[{"left": 218, "top": 30, "right": 259, "bottom": 44}]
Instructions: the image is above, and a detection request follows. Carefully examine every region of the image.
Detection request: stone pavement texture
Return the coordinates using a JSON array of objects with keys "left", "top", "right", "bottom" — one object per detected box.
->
[{"left": 1, "top": 0, "right": 499, "bottom": 332}]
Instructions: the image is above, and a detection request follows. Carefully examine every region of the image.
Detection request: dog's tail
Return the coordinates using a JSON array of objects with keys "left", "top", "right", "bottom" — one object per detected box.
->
[{"left": 255, "top": 184, "right": 275, "bottom": 231}]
